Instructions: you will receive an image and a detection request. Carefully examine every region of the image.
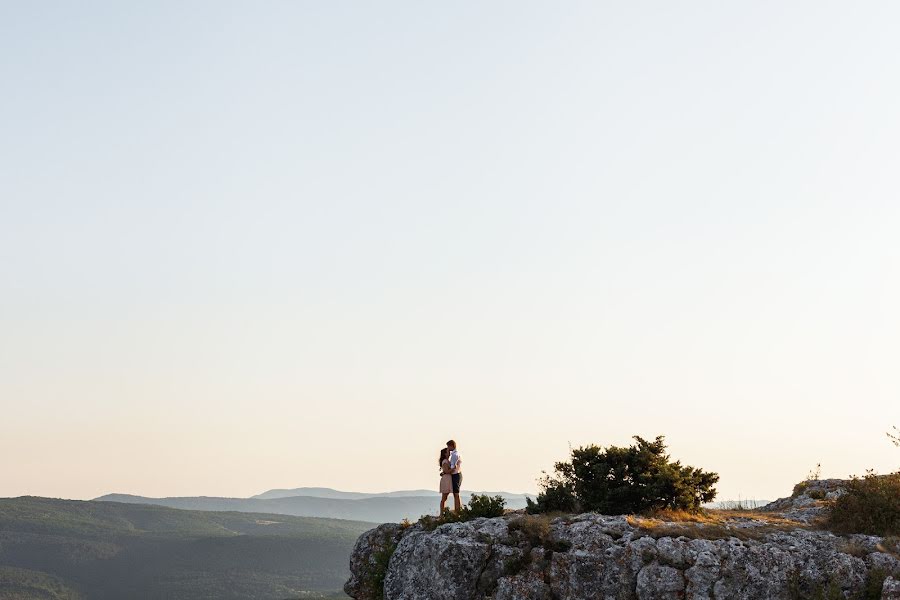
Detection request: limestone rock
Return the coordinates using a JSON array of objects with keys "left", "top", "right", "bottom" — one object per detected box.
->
[
  {"left": 345, "top": 490, "right": 899, "bottom": 600},
  {"left": 636, "top": 563, "right": 684, "bottom": 599},
  {"left": 760, "top": 479, "right": 846, "bottom": 524},
  {"left": 883, "top": 576, "right": 900, "bottom": 600},
  {"left": 343, "top": 523, "right": 405, "bottom": 599}
]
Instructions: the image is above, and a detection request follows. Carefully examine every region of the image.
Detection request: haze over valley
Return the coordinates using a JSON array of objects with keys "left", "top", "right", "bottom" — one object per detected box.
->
[
  {"left": 96, "top": 488, "right": 532, "bottom": 524},
  {"left": 0, "top": 496, "right": 371, "bottom": 600}
]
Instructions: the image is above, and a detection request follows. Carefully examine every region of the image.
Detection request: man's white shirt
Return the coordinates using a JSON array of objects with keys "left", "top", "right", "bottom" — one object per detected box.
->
[{"left": 449, "top": 449, "right": 461, "bottom": 474}]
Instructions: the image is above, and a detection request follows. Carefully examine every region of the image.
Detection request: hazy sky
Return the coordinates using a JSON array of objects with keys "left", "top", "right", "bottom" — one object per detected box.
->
[{"left": 2, "top": 2, "right": 899, "bottom": 503}]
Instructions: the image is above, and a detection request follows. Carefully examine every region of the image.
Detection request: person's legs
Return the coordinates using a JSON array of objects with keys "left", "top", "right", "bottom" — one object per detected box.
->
[
  {"left": 451, "top": 473, "right": 462, "bottom": 513},
  {"left": 440, "top": 493, "right": 449, "bottom": 514}
]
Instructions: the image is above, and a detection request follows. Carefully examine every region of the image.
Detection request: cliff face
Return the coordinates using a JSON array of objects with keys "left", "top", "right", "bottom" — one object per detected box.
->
[{"left": 345, "top": 488, "right": 900, "bottom": 600}]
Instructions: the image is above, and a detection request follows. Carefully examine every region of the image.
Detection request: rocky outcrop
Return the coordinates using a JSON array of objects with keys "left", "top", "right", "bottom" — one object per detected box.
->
[
  {"left": 344, "top": 523, "right": 407, "bottom": 599},
  {"left": 760, "top": 479, "right": 847, "bottom": 524},
  {"left": 345, "top": 492, "right": 900, "bottom": 600}
]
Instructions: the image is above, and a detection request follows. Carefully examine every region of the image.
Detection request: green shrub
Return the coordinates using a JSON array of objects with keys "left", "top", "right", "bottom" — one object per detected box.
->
[
  {"left": 528, "top": 436, "right": 719, "bottom": 515},
  {"left": 827, "top": 471, "right": 900, "bottom": 536},
  {"left": 465, "top": 494, "right": 506, "bottom": 518},
  {"left": 418, "top": 494, "right": 506, "bottom": 530}
]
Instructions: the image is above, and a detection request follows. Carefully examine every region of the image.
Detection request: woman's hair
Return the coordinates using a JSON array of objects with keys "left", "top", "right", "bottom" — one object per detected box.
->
[{"left": 439, "top": 447, "right": 449, "bottom": 468}]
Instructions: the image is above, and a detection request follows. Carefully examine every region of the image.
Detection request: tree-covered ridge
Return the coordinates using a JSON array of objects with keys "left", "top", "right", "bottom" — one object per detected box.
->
[
  {"left": 0, "top": 496, "right": 371, "bottom": 539},
  {"left": 0, "top": 497, "right": 374, "bottom": 599}
]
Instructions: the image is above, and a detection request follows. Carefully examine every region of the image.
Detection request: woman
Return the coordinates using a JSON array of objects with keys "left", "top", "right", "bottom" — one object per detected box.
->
[{"left": 439, "top": 447, "right": 453, "bottom": 514}]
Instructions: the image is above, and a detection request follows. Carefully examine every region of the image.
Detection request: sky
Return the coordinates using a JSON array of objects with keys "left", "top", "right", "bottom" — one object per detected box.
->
[{"left": 1, "top": 2, "right": 899, "bottom": 503}]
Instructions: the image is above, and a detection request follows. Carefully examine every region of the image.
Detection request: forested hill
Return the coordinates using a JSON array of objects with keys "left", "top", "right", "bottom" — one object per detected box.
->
[{"left": 0, "top": 496, "right": 373, "bottom": 600}]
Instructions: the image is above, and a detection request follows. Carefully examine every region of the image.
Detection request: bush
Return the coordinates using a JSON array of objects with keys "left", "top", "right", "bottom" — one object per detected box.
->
[
  {"left": 465, "top": 494, "right": 506, "bottom": 518},
  {"left": 827, "top": 471, "right": 900, "bottom": 536},
  {"left": 528, "top": 435, "right": 719, "bottom": 515},
  {"left": 418, "top": 494, "right": 506, "bottom": 530}
]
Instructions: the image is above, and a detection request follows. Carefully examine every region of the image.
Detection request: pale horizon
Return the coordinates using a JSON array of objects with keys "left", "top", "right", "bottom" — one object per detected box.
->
[{"left": 2, "top": 2, "right": 899, "bottom": 505}]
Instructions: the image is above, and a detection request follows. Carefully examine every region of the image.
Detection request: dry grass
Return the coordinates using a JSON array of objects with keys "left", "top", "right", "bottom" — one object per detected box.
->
[
  {"left": 507, "top": 514, "right": 571, "bottom": 552},
  {"left": 645, "top": 508, "right": 801, "bottom": 525},
  {"left": 838, "top": 539, "right": 870, "bottom": 558},
  {"left": 876, "top": 536, "right": 900, "bottom": 558},
  {"left": 640, "top": 509, "right": 723, "bottom": 524},
  {"left": 627, "top": 508, "right": 808, "bottom": 542},
  {"left": 711, "top": 509, "right": 807, "bottom": 527}
]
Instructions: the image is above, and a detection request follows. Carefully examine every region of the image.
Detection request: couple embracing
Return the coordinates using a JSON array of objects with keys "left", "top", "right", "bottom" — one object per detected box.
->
[{"left": 438, "top": 439, "right": 462, "bottom": 514}]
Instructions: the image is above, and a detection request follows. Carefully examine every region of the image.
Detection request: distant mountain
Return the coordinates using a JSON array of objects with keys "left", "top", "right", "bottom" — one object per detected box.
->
[
  {"left": 0, "top": 496, "right": 372, "bottom": 600},
  {"left": 251, "top": 487, "right": 436, "bottom": 500},
  {"left": 95, "top": 491, "right": 530, "bottom": 523},
  {"left": 251, "top": 486, "right": 533, "bottom": 503}
]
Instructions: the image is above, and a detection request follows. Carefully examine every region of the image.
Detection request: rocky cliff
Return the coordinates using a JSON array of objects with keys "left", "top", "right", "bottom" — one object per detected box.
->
[{"left": 345, "top": 484, "right": 900, "bottom": 600}]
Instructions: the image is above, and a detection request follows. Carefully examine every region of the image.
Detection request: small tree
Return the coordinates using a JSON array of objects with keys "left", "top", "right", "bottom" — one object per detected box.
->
[{"left": 529, "top": 436, "right": 719, "bottom": 515}]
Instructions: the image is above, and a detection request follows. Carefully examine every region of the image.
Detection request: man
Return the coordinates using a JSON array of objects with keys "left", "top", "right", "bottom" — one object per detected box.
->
[{"left": 446, "top": 440, "right": 462, "bottom": 513}]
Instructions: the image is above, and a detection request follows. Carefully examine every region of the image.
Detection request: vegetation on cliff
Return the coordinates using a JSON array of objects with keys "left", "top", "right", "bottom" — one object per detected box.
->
[
  {"left": 344, "top": 431, "right": 900, "bottom": 600},
  {"left": 416, "top": 494, "right": 507, "bottom": 530},
  {"left": 526, "top": 435, "right": 719, "bottom": 515},
  {"left": 828, "top": 472, "right": 900, "bottom": 537}
]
